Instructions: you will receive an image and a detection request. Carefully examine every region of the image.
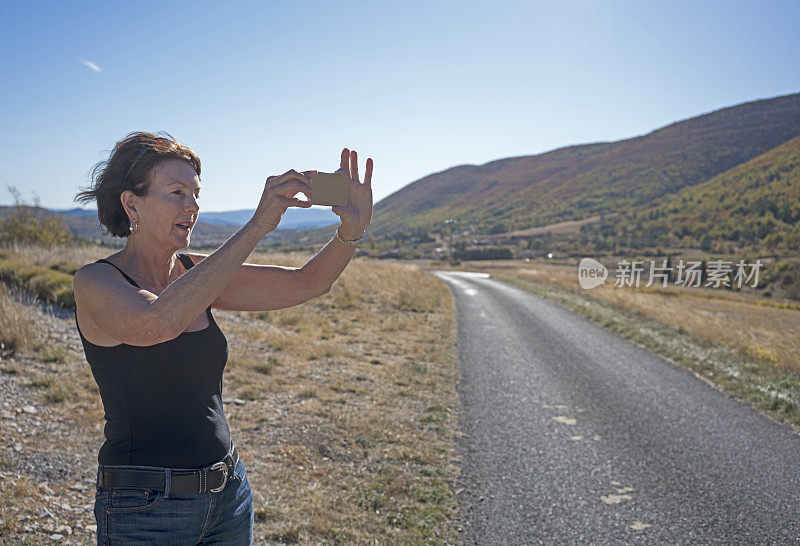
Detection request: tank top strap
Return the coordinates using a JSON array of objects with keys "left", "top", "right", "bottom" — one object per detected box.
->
[
  {"left": 95, "top": 258, "right": 140, "bottom": 288},
  {"left": 176, "top": 253, "right": 194, "bottom": 270}
]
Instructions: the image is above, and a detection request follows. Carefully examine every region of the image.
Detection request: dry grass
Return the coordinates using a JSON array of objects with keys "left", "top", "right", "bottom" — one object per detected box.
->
[
  {"left": 0, "top": 283, "right": 37, "bottom": 353},
  {"left": 0, "top": 240, "right": 99, "bottom": 270},
  {"left": 590, "top": 286, "right": 800, "bottom": 372},
  {"left": 0, "top": 477, "right": 42, "bottom": 535}
]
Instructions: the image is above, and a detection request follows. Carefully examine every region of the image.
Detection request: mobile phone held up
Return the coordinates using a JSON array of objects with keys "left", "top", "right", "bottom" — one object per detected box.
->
[{"left": 310, "top": 172, "right": 349, "bottom": 206}]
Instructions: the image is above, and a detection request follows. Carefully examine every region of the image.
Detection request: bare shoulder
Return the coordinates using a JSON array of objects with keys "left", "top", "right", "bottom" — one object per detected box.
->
[
  {"left": 73, "top": 261, "right": 111, "bottom": 290},
  {"left": 75, "top": 259, "right": 130, "bottom": 288},
  {"left": 73, "top": 260, "right": 165, "bottom": 346},
  {"left": 73, "top": 260, "right": 137, "bottom": 308},
  {"left": 73, "top": 262, "right": 126, "bottom": 346}
]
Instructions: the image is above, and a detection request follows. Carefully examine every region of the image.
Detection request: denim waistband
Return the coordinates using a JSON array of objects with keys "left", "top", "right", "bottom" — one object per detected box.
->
[{"left": 96, "top": 440, "right": 236, "bottom": 478}]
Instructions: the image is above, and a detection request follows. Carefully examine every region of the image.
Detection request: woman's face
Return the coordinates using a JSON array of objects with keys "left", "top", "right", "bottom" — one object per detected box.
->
[{"left": 130, "top": 158, "right": 201, "bottom": 248}]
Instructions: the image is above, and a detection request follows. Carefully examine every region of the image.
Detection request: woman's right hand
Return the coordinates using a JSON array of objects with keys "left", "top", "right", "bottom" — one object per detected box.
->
[{"left": 251, "top": 169, "right": 317, "bottom": 230}]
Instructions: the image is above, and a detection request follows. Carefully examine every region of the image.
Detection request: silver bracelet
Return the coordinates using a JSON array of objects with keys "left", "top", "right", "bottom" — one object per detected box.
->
[{"left": 336, "top": 226, "right": 365, "bottom": 245}]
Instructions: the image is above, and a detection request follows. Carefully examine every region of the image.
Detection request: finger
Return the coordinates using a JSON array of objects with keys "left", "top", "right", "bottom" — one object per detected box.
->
[
  {"left": 272, "top": 172, "right": 311, "bottom": 192},
  {"left": 296, "top": 170, "right": 313, "bottom": 187},
  {"left": 281, "top": 195, "right": 312, "bottom": 208},
  {"left": 340, "top": 148, "right": 349, "bottom": 174},
  {"left": 272, "top": 179, "right": 312, "bottom": 200},
  {"left": 365, "top": 158, "right": 373, "bottom": 186},
  {"left": 272, "top": 178, "right": 310, "bottom": 194},
  {"left": 350, "top": 150, "right": 359, "bottom": 183},
  {"left": 274, "top": 169, "right": 312, "bottom": 187}
]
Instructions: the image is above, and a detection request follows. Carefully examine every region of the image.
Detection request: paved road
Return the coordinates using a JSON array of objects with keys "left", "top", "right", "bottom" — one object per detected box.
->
[{"left": 432, "top": 270, "right": 800, "bottom": 545}]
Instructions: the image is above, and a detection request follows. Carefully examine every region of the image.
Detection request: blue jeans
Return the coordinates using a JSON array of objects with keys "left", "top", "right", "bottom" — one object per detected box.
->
[{"left": 93, "top": 456, "right": 254, "bottom": 544}]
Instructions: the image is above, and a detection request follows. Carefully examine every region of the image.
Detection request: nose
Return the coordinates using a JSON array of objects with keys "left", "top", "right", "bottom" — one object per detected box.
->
[{"left": 185, "top": 194, "right": 199, "bottom": 214}]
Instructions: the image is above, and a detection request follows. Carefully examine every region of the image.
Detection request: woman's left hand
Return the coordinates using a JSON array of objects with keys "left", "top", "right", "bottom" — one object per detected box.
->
[{"left": 331, "top": 148, "right": 373, "bottom": 239}]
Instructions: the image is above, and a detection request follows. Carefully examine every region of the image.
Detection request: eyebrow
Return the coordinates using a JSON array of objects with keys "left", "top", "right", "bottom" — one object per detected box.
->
[{"left": 169, "top": 180, "right": 202, "bottom": 191}]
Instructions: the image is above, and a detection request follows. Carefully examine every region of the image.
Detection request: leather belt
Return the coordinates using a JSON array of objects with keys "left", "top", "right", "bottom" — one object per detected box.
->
[{"left": 97, "top": 444, "right": 239, "bottom": 495}]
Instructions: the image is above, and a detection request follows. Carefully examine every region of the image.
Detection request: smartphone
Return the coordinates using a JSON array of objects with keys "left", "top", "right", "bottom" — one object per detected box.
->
[{"left": 311, "top": 172, "right": 349, "bottom": 206}]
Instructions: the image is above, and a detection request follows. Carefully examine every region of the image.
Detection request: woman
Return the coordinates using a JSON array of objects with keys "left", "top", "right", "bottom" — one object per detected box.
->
[{"left": 72, "top": 131, "right": 373, "bottom": 544}]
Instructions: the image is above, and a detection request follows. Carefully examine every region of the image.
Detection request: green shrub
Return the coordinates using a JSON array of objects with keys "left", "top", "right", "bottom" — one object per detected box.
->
[
  {"left": 0, "top": 185, "right": 72, "bottom": 246},
  {"left": 0, "top": 254, "right": 75, "bottom": 309},
  {"left": 49, "top": 260, "right": 81, "bottom": 275}
]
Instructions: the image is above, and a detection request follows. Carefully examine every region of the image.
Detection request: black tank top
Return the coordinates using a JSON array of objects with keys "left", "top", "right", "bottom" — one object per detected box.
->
[{"left": 75, "top": 253, "right": 231, "bottom": 469}]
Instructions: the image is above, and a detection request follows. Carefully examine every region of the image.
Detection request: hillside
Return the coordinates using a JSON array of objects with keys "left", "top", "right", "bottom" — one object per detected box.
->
[
  {"left": 598, "top": 134, "right": 800, "bottom": 252},
  {"left": 367, "top": 92, "right": 800, "bottom": 238}
]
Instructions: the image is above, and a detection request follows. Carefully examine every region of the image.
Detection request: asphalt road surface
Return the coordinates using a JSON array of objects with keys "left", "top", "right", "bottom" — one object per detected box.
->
[{"left": 432, "top": 270, "right": 800, "bottom": 545}]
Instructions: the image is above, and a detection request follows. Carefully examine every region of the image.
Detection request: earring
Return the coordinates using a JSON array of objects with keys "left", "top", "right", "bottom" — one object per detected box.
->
[{"left": 130, "top": 221, "right": 139, "bottom": 235}]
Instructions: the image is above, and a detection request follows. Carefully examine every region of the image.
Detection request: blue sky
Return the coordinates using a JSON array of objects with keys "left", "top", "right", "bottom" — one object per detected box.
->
[{"left": 1, "top": 0, "right": 799, "bottom": 213}]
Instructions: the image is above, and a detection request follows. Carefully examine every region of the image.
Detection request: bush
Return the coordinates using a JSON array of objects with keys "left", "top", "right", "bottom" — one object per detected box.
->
[
  {"left": 49, "top": 260, "right": 82, "bottom": 276},
  {"left": 0, "top": 185, "right": 72, "bottom": 246},
  {"left": 785, "top": 276, "right": 800, "bottom": 302},
  {"left": 0, "top": 254, "right": 75, "bottom": 309},
  {"left": 489, "top": 223, "right": 507, "bottom": 235}
]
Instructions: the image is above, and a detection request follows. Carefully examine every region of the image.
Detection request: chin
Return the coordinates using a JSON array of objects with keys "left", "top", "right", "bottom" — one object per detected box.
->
[{"left": 169, "top": 232, "right": 191, "bottom": 249}]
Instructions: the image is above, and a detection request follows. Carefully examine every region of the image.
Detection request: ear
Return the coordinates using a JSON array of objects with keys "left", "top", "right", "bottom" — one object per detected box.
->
[{"left": 120, "top": 190, "right": 139, "bottom": 223}]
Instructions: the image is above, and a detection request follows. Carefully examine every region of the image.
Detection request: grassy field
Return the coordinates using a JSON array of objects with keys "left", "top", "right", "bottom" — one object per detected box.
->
[
  {"left": 0, "top": 242, "right": 462, "bottom": 545},
  {"left": 431, "top": 258, "right": 800, "bottom": 433}
]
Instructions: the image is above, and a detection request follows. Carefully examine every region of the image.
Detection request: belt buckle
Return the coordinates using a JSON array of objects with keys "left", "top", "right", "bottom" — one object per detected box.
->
[{"left": 208, "top": 462, "right": 228, "bottom": 493}]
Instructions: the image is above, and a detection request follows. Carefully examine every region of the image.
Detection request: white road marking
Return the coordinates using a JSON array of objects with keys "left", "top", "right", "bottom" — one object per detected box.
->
[{"left": 601, "top": 493, "right": 632, "bottom": 504}]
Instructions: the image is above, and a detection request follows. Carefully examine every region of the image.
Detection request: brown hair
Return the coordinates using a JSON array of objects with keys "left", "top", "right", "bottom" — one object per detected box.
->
[{"left": 74, "top": 131, "right": 201, "bottom": 237}]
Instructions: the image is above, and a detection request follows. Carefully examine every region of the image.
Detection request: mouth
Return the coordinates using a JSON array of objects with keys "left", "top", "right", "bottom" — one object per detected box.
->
[{"left": 175, "top": 222, "right": 192, "bottom": 233}]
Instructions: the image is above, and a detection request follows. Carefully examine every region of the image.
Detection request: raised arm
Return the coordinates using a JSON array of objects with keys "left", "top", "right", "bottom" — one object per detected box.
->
[
  {"left": 74, "top": 169, "right": 314, "bottom": 344},
  {"left": 153, "top": 169, "right": 316, "bottom": 338},
  {"left": 179, "top": 149, "right": 374, "bottom": 312},
  {"left": 179, "top": 149, "right": 374, "bottom": 313}
]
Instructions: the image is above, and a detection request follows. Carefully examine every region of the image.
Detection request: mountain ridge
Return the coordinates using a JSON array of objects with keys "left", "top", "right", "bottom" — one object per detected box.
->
[
  {"left": 45, "top": 206, "right": 338, "bottom": 230},
  {"left": 369, "top": 91, "right": 800, "bottom": 238}
]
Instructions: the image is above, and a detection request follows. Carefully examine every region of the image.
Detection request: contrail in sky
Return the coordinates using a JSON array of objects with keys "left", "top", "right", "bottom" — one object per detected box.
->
[{"left": 79, "top": 58, "right": 102, "bottom": 73}]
